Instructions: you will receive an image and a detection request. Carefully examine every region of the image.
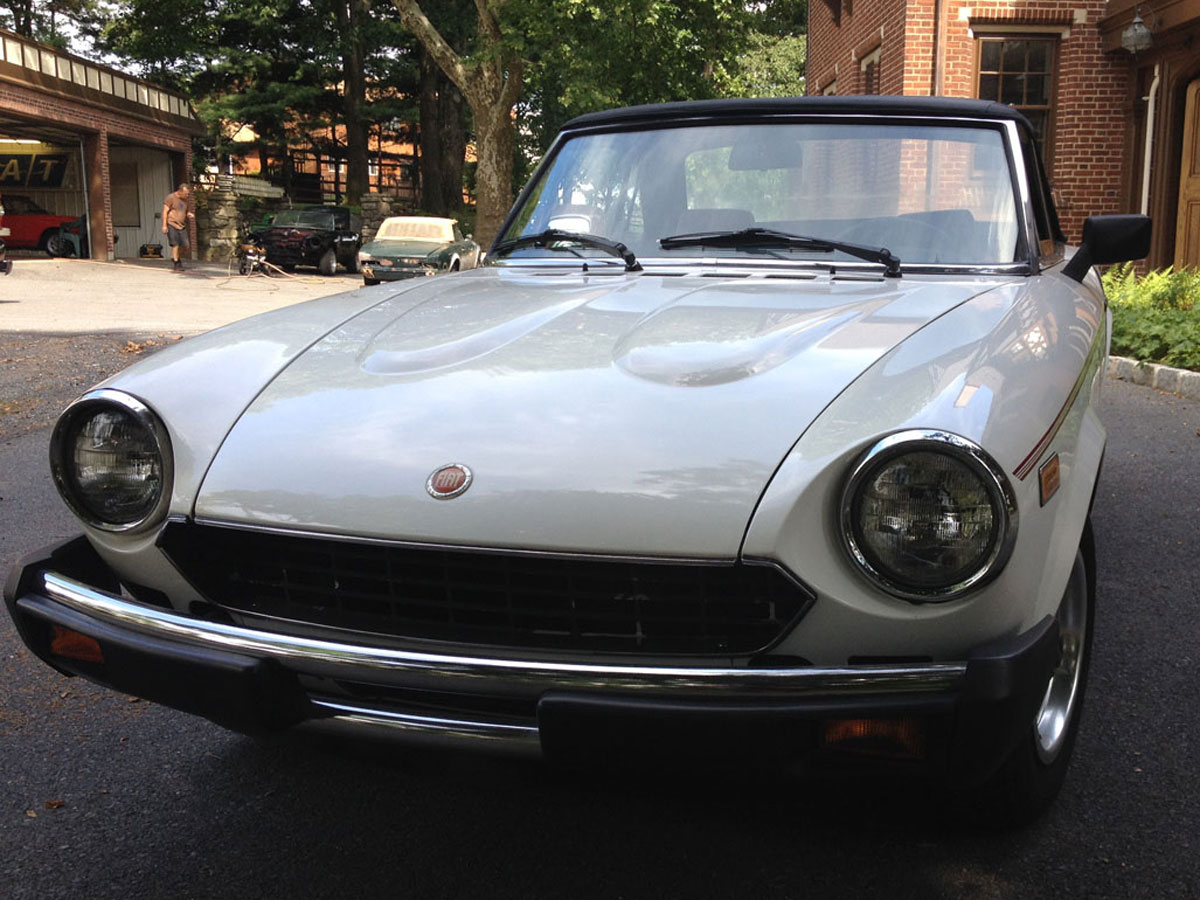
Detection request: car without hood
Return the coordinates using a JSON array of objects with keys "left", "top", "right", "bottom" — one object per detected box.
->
[
  {"left": 358, "top": 216, "right": 481, "bottom": 285},
  {"left": 4, "top": 96, "right": 1151, "bottom": 824},
  {"left": 259, "top": 205, "right": 361, "bottom": 275}
]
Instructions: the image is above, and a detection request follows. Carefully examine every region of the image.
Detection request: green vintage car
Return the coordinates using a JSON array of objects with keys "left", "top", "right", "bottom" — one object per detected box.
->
[{"left": 358, "top": 216, "right": 481, "bottom": 285}]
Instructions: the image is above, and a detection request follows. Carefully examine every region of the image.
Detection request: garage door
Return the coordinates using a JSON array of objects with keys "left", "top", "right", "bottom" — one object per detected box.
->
[{"left": 109, "top": 146, "right": 173, "bottom": 258}]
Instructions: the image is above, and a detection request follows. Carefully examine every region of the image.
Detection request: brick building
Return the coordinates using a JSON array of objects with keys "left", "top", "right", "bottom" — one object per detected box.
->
[
  {"left": 808, "top": 0, "right": 1200, "bottom": 269},
  {"left": 0, "top": 28, "right": 203, "bottom": 261}
]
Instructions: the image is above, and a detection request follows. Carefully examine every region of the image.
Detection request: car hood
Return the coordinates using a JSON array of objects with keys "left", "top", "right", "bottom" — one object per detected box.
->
[
  {"left": 361, "top": 238, "right": 450, "bottom": 258},
  {"left": 195, "top": 267, "right": 996, "bottom": 557},
  {"left": 263, "top": 226, "right": 327, "bottom": 241}
]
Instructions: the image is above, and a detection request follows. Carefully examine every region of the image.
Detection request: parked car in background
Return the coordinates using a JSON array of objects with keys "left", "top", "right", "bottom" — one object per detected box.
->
[
  {"left": 0, "top": 193, "right": 76, "bottom": 255},
  {"left": 0, "top": 195, "right": 10, "bottom": 274},
  {"left": 259, "top": 206, "right": 361, "bottom": 275},
  {"left": 357, "top": 216, "right": 481, "bottom": 285},
  {"left": 5, "top": 97, "right": 1151, "bottom": 825}
]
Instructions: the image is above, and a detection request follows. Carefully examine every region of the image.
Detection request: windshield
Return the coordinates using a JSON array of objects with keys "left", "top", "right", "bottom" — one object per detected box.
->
[
  {"left": 274, "top": 208, "right": 338, "bottom": 229},
  {"left": 501, "top": 122, "right": 1021, "bottom": 267},
  {"left": 376, "top": 218, "right": 454, "bottom": 242},
  {"left": 3, "top": 195, "right": 48, "bottom": 215}
]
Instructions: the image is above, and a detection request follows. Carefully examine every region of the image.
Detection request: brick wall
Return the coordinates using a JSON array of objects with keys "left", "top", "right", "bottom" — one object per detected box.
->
[
  {"left": 809, "top": 0, "right": 911, "bottom": 94},
  {"left": 809, "top": 0, "right": 1129, "bottom": 241},
  {"left": 940, "top": 1, "right": 1126, "bottom": 239}
]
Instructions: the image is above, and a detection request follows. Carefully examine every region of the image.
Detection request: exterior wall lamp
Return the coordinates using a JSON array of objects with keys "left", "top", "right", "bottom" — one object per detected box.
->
[{"left": 1121, "top": 8, "right": 1154, "bottom": 54}]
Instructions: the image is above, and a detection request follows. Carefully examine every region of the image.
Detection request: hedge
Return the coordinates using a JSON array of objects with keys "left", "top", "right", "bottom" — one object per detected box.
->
[{"left": 1102, "top": 264, "right": 1200, "bottom": 372}]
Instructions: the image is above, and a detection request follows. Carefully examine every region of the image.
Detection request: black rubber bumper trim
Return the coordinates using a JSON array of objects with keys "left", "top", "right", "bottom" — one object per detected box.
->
[
  {"left": 536, "top": 616, "right": 1061, "bottom": 781},
  {"left": 5, "top": 535, "right": 312, "bottom": 734},
  {"left": 949, "top": 614, "right": 1061, "bottom": 785},
  {"left": 537, "top": 692, "right": 957, "bottom": 769},
  {"left": 4, "top": 536, "right": 120, "bottom": 666}
]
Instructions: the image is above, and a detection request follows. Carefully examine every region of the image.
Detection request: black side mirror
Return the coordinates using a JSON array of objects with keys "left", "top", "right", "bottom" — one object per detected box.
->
[{"left": 1064, "top": 214, "right": 1152, "bottom": 282}]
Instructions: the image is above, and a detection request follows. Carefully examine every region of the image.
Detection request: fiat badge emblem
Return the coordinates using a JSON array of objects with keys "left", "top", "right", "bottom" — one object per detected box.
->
[{"left": 426, "top": 463, "right": 473, "bottom": 499}]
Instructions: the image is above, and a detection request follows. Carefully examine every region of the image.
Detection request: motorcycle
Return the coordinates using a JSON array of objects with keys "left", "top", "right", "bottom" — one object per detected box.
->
[{"left": 237, "top": 233, "right": 270, "bottom": 276}]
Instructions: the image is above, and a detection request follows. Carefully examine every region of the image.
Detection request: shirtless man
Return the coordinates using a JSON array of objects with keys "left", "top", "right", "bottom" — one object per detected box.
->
[{"left": 161, "top": 183, "right": 195, "bottom": 271}]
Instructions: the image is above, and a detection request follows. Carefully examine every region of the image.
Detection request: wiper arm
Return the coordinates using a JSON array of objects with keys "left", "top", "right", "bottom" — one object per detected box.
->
[
  {"left": 658, "top": 227, "right": 901, "bottom": 278},
  {"left": 491, "top": 229, "right": 642, "bottom": 272}
]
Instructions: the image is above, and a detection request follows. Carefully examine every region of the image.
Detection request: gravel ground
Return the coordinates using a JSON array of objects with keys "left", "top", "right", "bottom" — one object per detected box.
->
[
  {"left": 0, "top": 256, "right": 361, "bottom": 441},
  {"left": 0, "top": 331, "right": 176, "bottom": 441}
]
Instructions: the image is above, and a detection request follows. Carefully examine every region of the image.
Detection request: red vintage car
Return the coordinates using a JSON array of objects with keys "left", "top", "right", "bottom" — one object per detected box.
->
[
  {"left": 0, "top": 193, "right": 77, "bottom": 254},
  {"left": 0, "top": 197, "right": 9, "bottom": 275}
]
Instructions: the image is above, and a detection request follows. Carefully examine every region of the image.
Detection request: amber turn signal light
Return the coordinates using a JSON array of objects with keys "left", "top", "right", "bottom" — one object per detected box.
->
[
  {"left": 821, "top": 717, "right": 926, "bottom": 760},
  {"left": 50, "top": 626, "right": 105, "bottom": 664}
]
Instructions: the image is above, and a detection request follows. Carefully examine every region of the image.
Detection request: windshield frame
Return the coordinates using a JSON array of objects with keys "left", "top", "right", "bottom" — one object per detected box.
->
[{"left": 492, "top": 112, "right": 1040, "bottom": 278}]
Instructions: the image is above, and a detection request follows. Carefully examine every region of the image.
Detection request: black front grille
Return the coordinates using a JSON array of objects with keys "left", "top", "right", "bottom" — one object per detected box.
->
[
  {"left": 262, "top": 241, "right": 310, "bottom": 264},
  {"left": 160, "top": 522, "right": 812, "bottom": 656}
]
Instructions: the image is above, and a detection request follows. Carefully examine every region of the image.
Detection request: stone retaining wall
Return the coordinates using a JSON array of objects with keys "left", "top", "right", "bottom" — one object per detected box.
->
[
  {"left": 359, "top": 193, "right": 414, "bottom": 243},
  {"left": 195, "top": 191, "right": 414, "bottom": 260},
  {"left": 195, "top": 189, "right": 291, "bottom": 262}
]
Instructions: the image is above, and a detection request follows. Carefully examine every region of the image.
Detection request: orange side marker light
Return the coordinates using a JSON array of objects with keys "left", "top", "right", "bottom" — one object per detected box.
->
[{"left": 50, "top": 626, "right": 105, "bottom": 664}]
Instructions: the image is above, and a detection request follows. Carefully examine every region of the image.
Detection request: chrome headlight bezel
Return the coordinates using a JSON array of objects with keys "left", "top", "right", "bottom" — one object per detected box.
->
[
  {"left": 49, "top": 389, "right": 174, "bottom": 534},
  {"left": 839, "top": 430, "right": 1018, "bottom": 603}
]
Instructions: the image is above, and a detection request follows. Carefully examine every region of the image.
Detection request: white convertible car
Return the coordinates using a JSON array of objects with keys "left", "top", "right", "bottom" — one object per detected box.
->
[{"left": 6, "top": 97, "right": 1149, "bottom": 822}]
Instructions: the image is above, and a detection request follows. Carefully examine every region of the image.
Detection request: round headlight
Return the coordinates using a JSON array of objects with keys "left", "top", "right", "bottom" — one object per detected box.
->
[
  {"left": 50, "top": 390, "right": 173, "bottom": 533},
  {"left": 840, "top": 430, "right": 1017, "bottom": 602}
]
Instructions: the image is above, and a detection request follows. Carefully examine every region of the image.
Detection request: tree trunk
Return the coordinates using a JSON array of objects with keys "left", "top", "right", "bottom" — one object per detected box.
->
[
  {"left": 336, "top": 0, "right": 371, "bottom": 203},
  {"left": 418, "top": 49, "right": 448, "bottom": 214},
  {"left": 472, "top": 108, "right": 514, "bottom": 245},
  {"left": 389, "top": 0, "right": 523, "bottom": 246},
  {"left": 11, "top": 0, "right": 32, "bottom": 36},
  {"left": 439, "top": 80, "right": 467, "bottom": 213}
]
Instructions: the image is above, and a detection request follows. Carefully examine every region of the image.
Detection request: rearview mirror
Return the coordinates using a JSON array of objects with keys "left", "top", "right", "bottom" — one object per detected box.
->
[{"left": 729, "top": 140, "right": 804, "bottom": 171}]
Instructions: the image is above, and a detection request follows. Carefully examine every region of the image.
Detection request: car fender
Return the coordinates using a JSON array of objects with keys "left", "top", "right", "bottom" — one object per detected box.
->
[{"left": 743, "top": 272, "right": 1108, "bottom": 663}]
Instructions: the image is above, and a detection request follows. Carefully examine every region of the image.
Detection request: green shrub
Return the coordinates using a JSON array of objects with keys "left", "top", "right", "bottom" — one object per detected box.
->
[{"left": 1103, "top": 264, "right": 1200, "bottom": 371}]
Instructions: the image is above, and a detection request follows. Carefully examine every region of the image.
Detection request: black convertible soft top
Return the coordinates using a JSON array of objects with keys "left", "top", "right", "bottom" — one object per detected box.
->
[{"left": 563, "top": 95, "right": 1032, "bottom": 132}]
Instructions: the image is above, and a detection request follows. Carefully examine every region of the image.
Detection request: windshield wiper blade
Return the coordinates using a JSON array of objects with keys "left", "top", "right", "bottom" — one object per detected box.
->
[
  {"left": 658, "top": 227, "right": 901, "bottom": 278},
  {"left": 492, "top": 229, "right": 642, "bottom": 272}
]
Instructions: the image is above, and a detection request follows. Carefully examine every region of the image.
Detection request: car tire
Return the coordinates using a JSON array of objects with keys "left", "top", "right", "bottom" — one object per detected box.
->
[
  {"left": 44, "top": 232, "right": 67, "bottom": 257},
  {"left": 966, "top": 526, "right": 1095, "bottom": 826},
  {"left": 450, "top": 258, "right": 460, "bottom": 272},
  {"left": 318, "top": 248, "right": 337, "bottom": 276},
  {"left": 346, "top": 252, "right": 361, "bottom": 274},
  {"left": 363, "top": 277, "right": 380, "bottom": 286}
]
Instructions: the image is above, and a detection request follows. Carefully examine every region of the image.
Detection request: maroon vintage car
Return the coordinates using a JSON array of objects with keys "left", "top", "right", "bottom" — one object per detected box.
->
[{"left": 0, "top": 193, "right": 76, "bottom": 254}]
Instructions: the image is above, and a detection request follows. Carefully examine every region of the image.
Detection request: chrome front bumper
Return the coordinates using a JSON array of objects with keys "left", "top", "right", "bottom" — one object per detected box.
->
[{"left": 6, "top": 536, "right": 1058, "bottom": 777}]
